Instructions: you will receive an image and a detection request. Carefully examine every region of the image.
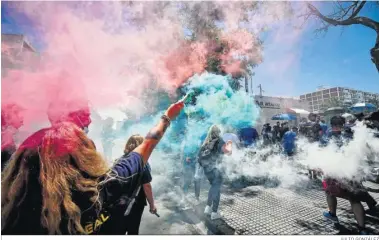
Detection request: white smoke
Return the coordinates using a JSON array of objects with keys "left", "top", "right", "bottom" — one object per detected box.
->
[{"left": 219, "top": 122, "right": 379, "bottom": 189}]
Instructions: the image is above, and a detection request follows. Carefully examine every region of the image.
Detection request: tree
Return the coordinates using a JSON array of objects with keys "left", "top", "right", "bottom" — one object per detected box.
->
[
  {"left": 304, "top": 1, "right": 379, "bottom": 73},
  {"left": 178, "top": 2, "right": 265, "bottom": 92}
]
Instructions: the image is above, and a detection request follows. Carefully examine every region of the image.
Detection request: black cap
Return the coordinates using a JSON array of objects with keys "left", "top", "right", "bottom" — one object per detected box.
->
[{"left": 330, "top": 116, "right": 346, "bottom": 127}]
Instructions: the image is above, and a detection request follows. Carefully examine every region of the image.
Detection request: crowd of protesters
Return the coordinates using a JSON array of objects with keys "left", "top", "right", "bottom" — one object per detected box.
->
[{"left": 1, "top": 97, "right": 379, "bottom": 235}]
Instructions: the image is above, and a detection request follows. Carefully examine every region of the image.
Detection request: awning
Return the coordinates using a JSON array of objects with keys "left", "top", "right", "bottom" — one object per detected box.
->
[
  {"left": 272, "top": 113, "right": 297, "bottom": 121},
  {"left": 285, "top": 108, "right": 310, "bottom": 116}
]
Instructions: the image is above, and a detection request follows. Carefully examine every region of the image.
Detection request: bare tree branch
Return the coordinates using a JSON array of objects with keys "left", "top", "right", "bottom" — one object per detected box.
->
[{"left": 307, "top": 2, "right": 379, "bottom": 31}]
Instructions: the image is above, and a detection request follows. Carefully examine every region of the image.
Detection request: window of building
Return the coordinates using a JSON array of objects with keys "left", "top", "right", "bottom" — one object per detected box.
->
[
  {"left": 322, "top": 89, "right": 329, "bottom": 94},
  {"left": 306, "top": 94, "right": 311, "bottom": 98},
  {"left": 312, "top": 92, "right": 317, "bottom": 96},
  {"left": 331, "top": 92, "right": 338, "bottom": 97},
  {"left": 330, "top": 87, "right": 338, "bottom": 92}
]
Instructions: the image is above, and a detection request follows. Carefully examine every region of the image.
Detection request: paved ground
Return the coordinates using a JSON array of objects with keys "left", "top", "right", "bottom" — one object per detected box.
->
[{"left": 140, "top": 178, "right": 379, "bottom": 235}]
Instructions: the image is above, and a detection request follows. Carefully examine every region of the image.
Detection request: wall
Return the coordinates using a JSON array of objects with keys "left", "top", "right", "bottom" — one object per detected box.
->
[{"left": 253, "top": 95, "right": 310, "bottom": 132}]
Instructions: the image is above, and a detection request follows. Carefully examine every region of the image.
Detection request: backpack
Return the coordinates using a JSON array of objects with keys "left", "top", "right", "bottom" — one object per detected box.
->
[
  {"left": 80, "top": 155, "right": 145, "bottom": 234},
  {"left": 197, "top": 138, "right": 221, "bottom": 169}
]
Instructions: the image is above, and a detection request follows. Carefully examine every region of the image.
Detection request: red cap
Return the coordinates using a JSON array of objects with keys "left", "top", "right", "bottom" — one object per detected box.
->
[{"left": 19, "top": 122, "right": 84, "bottom": 157}]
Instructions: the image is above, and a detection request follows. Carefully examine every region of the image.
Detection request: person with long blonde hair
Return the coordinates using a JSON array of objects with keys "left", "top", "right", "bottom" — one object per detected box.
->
[
  {"left": 1, "top": 100, "right": 184, "bottom": 235},
  {"left": 197, "top": 124, "right": 231, "bottom": 220}
]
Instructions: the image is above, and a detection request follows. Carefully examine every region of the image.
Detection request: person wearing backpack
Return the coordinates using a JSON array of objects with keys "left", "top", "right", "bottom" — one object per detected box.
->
[
  {"left": 198, "top": 125, "right": 232, "bottom": 220},
  {"left": 1, "top": 100, "right": 184, "bottom": 235}
]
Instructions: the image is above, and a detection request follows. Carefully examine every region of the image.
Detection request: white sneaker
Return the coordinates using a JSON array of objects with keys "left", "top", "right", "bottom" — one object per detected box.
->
[
  {"left": 204, "top": 205, "right": 212, "bottom": 215},
  {"left": 211, "top": 212, "right": 222, "bottom": 220}
]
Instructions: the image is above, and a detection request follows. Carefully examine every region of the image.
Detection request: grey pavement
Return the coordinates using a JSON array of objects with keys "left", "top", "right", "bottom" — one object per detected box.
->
[{"left": 140, "top": 178, "right": 379, "bottom": 235}]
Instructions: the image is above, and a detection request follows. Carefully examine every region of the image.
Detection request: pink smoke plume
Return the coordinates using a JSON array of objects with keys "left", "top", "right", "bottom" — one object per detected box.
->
[{"left": 2, "top": 1, "right": 297, "bottom": 145}]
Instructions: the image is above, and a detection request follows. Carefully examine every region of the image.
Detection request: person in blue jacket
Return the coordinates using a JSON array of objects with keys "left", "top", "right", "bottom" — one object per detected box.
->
[
  {"left": 238, "top": 126, "right": 259, "bottom": 148},
  {"left": 282, "top": 126, "right": 298, "bottom": 156}
]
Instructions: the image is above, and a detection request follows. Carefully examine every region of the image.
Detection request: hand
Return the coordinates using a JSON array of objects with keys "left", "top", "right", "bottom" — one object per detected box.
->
[
  {"left": 164, "top": 101, "right": 184, "bottom": 120},
  {"left": 150, "top": 205, "right": 157, "bottom": 214},
  {"left": 186, "top": 157, "right": 191, "bottom": 163},
  {"left": 223, "top": 141, "right": 233, "bottom": 155}
]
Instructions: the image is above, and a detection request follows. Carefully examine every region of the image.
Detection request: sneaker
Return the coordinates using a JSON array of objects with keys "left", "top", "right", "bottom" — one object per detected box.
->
[
  {"left": 211, "top": 211, "right": 222, "bottom": 220},
  {"left": 323, "top": 211, "right": 339, "bottom": 223},
  {"left": 204, "top": 205, "right": 212, "bottom": 215}
]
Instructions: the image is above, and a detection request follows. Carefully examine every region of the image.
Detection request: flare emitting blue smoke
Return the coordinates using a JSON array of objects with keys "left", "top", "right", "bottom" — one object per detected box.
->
[
  {"left": 117, "top": 72, "right": 260, "bottom": 158},
  {"left": 182, "top": 73, "right": 260, "bottom": 129},
  {"left": 159, "top": 73, "right": 260, "bottom": 155}
]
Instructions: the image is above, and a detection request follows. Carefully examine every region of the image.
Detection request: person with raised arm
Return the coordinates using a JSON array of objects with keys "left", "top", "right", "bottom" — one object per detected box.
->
[{"left": 1, "top": 100, "right": 184, "bottom": 235}]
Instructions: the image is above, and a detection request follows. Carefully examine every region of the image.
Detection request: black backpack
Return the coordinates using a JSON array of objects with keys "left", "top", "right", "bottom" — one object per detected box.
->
[
  {"left": 197, "top": 138, "right": 221, "bottom": 168},
  {"left": 80, "top": 156, "right": 145, "bottom": 235}
]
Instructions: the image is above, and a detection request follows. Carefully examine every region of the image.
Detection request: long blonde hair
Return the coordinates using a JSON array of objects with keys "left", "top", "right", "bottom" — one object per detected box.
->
[
  {"left": 124, "top": 134, "right": 144, "bottom": 154},
  {"left": 201, "top": 124, "right": 221, "bottom": 148},
  {"left": 1, "top": 122, "right": 109, "bottom": 234}
]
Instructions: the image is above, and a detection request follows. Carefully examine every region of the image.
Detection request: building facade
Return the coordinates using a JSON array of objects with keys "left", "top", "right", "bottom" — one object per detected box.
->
[
  {"left": 300, "top": 87, "right": 379, "bottom": 113},
  {"left": 1, "top": 34, "right": 39, "bottom": 77},
  {"left": 253, "top": 95, "right": 310, "bottom": 132}
]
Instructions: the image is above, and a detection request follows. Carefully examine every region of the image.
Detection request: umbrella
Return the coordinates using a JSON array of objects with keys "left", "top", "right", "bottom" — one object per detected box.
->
[
  {"left": 271, "top": 113, "right": 297, "bottom": 121},
  {"left": 350, "top": 103, "right": 377, "bottom": 113}
]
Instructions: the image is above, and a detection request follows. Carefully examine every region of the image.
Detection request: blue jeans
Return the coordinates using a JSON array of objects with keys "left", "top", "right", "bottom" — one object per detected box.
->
[{"left": 204, "top": 168, "right": 223, "bottom": 212}]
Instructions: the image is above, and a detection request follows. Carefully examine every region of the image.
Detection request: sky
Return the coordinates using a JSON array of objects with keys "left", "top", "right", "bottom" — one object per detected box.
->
[
  {"left": 2, "top": 1, "right": 379, "bottom": 97},
  {"left": 253, "top": 2, "right": 379, "bottom": 97}
]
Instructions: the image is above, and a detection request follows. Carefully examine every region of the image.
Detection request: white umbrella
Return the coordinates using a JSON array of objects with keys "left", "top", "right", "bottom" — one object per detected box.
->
[{"left": 342, "top": 113, "right": 355, "bottom": 121}]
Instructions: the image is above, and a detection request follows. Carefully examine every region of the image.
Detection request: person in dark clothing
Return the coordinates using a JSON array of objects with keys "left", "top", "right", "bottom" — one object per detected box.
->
[
  {"left": 119, "top": 134, "right": 156, "bottom": 235},
  {"left": 279, "top": 122, "right": 289, "bottom": 140},
  {"left": 272, "top": 122, "right": 281, "bottom": 143},
  {"left": 198, "top": 125, "right": 232, "bottom": 220},
  {"left": 261, "top": 123, "right": 272, "bottom": 145},
  {"left": 1, "top": 100, "right": 184, "bottom": 235},
  {"left": 321, "top": 116, "right": 371, "bottom": 235},
  {"left": 307, "top": 113, "right": 323, "bottom": 143}
]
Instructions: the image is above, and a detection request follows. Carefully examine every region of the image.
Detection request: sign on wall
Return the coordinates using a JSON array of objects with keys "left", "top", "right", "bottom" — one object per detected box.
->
[{"left": 255, "top": 100, "right": 281, "bottom": 109}]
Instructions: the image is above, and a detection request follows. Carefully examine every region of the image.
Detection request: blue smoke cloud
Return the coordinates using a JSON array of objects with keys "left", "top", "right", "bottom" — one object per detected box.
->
[{"left": 110, "top": 72, "right": 260, "bottom": 160}]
